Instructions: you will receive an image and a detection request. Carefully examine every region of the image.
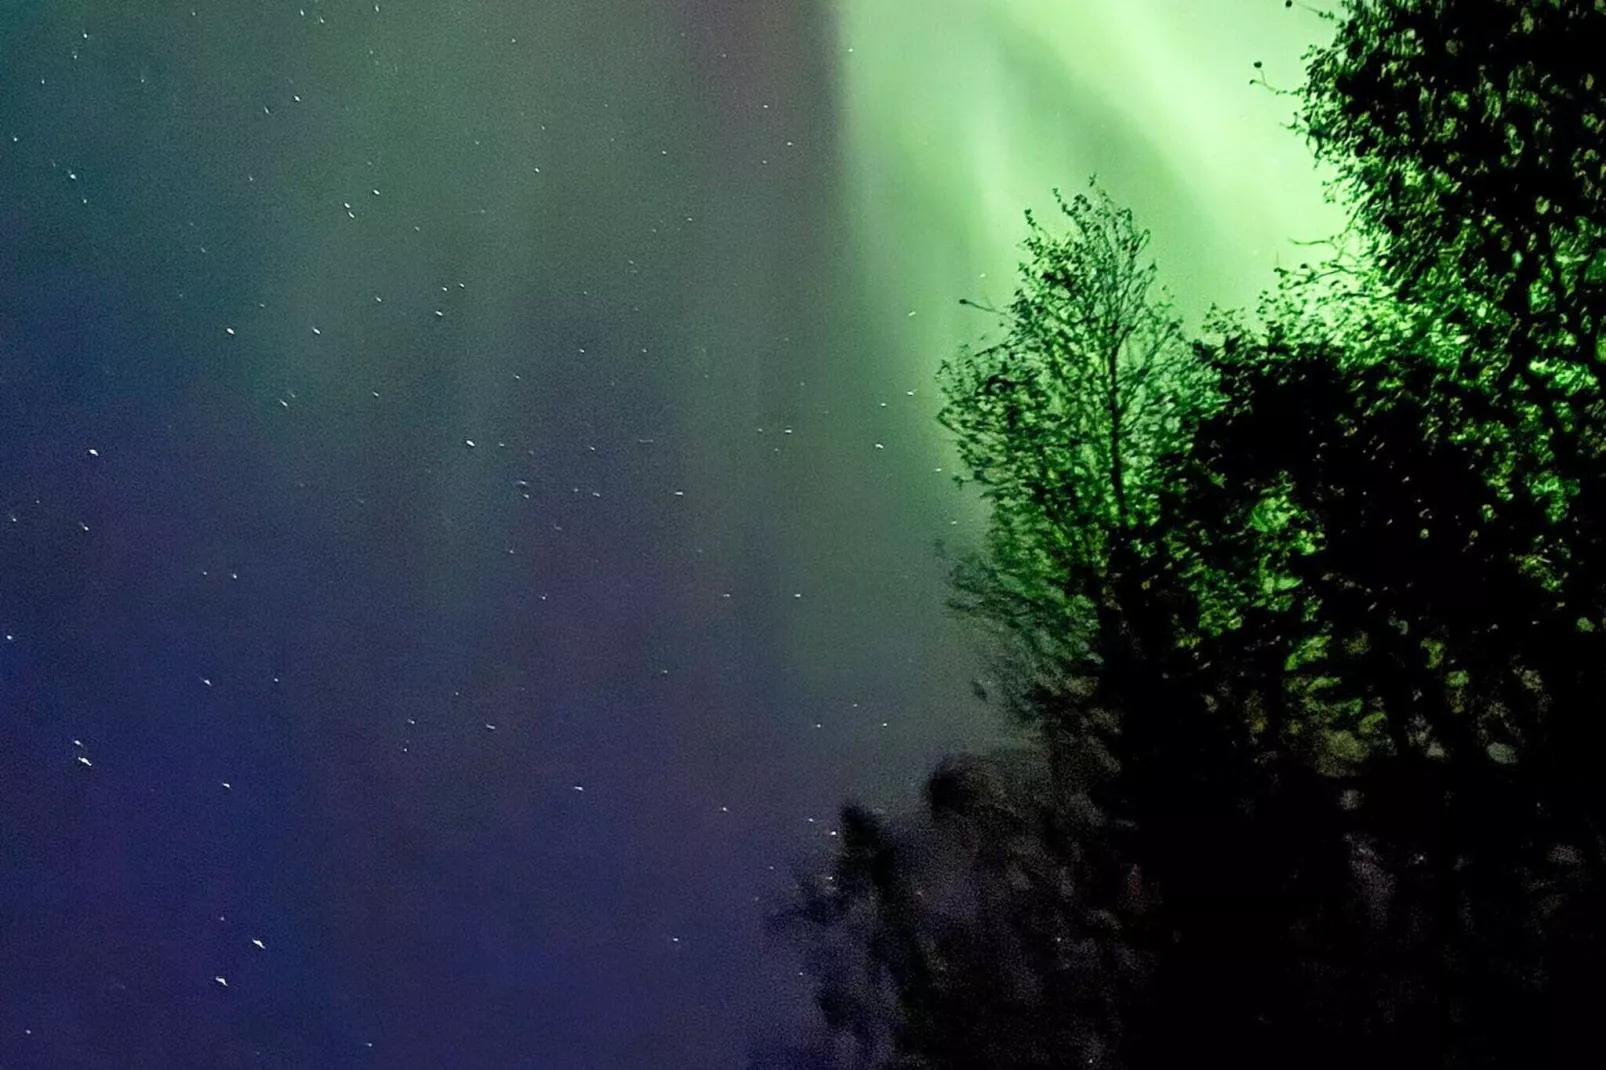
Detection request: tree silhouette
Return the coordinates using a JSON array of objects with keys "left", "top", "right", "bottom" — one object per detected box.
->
[
  {"left": 767, "top": 2, "right": 1606, "bottom": 1067},
  {"left": 768, "top": 750, "right": 1144, "bottom": 1069},
  {"left": 934, "top": 180, "right": 1214, "bottom": 776}
]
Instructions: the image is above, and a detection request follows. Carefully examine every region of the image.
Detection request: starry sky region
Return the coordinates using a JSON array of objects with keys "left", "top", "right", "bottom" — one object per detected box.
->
[{"left": 0, "top": 1, "right": 1342, "bottom": 1066}]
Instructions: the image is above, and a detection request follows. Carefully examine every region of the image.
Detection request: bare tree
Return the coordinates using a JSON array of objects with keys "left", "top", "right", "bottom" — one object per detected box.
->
[{"left": 937, "top": 178, "right": 1215, "bottom": 717}]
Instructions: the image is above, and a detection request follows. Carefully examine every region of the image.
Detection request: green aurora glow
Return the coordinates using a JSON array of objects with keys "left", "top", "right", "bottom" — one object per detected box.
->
[
  {"left": 757, "top": 1, "right": 1354, "bottom": 737},
  {"left": 835, "top": 0, "right": 1349, "bottom": 449}
]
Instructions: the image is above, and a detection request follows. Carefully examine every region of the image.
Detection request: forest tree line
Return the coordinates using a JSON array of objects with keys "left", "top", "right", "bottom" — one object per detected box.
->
[{"left": 756, "top": 1, "right": 1606, "bottom": 1067}]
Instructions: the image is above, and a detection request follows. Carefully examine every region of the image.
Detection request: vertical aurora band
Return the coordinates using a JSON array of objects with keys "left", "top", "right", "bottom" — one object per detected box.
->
[{"left": 833, "top": 0, "right": 1349, "bottom": 456}]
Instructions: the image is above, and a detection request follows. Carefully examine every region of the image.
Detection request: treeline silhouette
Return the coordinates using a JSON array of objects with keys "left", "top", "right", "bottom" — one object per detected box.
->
[{"left": 756, "top": 1, "right": 1606, "bottom": 1067}]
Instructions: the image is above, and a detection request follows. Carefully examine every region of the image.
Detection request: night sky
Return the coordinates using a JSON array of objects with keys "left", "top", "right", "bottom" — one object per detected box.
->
[{"left": 0, "top": 2, "right": 1340, "bottom": 1066}]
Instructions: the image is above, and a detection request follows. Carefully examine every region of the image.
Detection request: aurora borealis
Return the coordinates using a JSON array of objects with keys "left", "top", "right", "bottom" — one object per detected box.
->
[{"left": 1, "top": 1, "right": 1341, "bottom": 1065}]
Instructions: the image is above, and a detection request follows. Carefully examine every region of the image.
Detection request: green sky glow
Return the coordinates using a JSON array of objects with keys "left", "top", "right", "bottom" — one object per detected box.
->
[
  {"left": 755, "top": 0, "right": 1353, "bottom": 739},
  {"left": 835, "top": 0, "right": 1349, "bottom": 433}
]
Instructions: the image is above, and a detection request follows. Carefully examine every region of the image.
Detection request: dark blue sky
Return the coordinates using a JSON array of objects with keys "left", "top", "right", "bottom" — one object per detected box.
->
[
  {"left": 0, "top": 2, "right": 1009, "bottom": 1066},
  {"left": 0, "top": 1, "right": 1336, "bottom": 1066}
]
